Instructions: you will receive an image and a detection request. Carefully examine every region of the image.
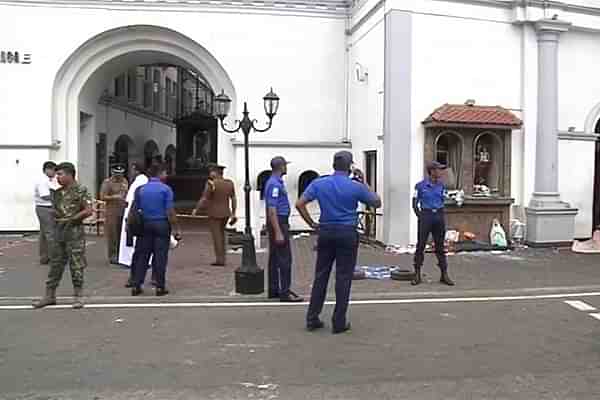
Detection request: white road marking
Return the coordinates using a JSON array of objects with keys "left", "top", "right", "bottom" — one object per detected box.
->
[
  {"left": 3, "top": 291, "right": 600, "bottom": 311},
  {"left": 564, "top": 300, "right": 597, "bottom": 311},
  {"left": 589, "top": 313, "right": 600, "bottom": 321}
]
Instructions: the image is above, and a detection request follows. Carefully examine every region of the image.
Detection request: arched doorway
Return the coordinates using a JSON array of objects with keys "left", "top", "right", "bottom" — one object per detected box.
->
[
  {"left": 165, "top": 145, "right": 177, "bottom": 175},
  {"left": 114, "top": 134, "right": 135, "bottom": 174},
  {"left": 50, "top": 25, "right": 237, "bottom": 187},
  {"left": 144, "top": 140, "right": 161, "bottom": 169}
]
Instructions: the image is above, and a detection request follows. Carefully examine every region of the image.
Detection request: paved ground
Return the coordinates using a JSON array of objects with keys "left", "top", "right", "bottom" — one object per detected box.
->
[
  {"left": 2, "top": 227, "right": 600, "bottom": 301},
  {"left": 2, "top": 295, "right": 600, "bottom": 399}
]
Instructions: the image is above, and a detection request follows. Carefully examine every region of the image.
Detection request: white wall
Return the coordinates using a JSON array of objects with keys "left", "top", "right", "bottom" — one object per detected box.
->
[
  {"left": 348, "top": 6, "right": 385, "bottom": 241},
  {"left": 0, "top": 3, "right": 346, "bottom": 230},
  {"left": 558, "top": 137, "right": 595, "bottom": 239}
]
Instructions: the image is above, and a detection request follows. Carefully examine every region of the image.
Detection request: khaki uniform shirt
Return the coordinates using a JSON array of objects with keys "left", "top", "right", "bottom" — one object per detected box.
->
[
  {"left": 100, "top": 177, "right": 129, "bottom": 210},
  {"left": 206, "top": 178, "right": 235, "bottom": 218}
]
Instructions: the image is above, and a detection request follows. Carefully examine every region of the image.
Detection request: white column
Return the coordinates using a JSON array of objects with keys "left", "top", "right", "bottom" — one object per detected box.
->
[
  {"left": 383, "top": 10, "right": 413, "bottom": 246},
  {"left": 525, "top": 19, "right": 578, "bottom": 245}
]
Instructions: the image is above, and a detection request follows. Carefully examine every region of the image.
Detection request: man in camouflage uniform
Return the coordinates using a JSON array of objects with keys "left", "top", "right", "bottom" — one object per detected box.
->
[
  {"left": 34, "top": 162, "right": 93, "bottom": 309},
  {"left": 100, "top": 164, "right": 129, "bottom": 265}
]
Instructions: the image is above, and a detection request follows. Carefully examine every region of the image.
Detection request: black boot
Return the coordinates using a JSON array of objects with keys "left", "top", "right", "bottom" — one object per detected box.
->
[
  {"left": 440, "top": 270, "right": 455, "bottom": 286},
  {"left": 411, "top": 266, "right": 422, "bottom": 286}
]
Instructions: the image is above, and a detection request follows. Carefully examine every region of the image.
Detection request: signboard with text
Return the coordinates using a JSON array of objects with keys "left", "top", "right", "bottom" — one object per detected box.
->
[{"left": 0, "top": 51, "right": 31, "bottom": 64}]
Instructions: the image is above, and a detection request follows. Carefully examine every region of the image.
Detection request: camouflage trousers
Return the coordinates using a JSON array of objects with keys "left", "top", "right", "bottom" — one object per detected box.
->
[{"left": 46, "top": 223, "right": 87, "bottom": 290}]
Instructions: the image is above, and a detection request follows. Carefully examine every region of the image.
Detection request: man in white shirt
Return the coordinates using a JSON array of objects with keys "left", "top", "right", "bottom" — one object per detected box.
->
[{"left": 34, "top": 161, "right": 59, "bottom": 264}]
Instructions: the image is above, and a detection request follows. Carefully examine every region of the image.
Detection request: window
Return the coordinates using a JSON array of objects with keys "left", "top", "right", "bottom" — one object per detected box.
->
[
  {"left": 165, "top": 77, "right": 172, "bottom": 115},
  {"left": 257, "top": 170, "right": 272, "bottom": 200},
  {"left": 127, "top": 69, "right": 137, "bottom": 102},
  {"left": 434, "top": 132, "right": 463, "bottom": 190},
  {"left": 298, "top": 170, "right": 319, "bottom": 198},
  {"left": 114, "top": 74, "right": 125, "bottom": 98},
  {"left": 153, "top": 70, "right": 161, "bottom": 113},
  {"left": 473, "top": 132, "right": 504, "bottom": 196}
]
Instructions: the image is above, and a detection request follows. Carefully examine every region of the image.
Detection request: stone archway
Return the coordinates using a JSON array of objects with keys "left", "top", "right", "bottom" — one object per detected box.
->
[{"left": 51, "top": 24, "right": 237, "bottom": 163}]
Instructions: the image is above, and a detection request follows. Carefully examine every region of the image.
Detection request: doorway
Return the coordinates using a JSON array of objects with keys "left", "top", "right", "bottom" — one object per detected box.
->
[{"left": 363, "top": 150, "right": 378, "bottom": 238}]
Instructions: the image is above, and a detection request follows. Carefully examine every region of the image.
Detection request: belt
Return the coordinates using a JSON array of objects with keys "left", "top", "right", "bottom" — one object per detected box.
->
[
  {"left": 422, "top": 208, "right": 444, "bottom": 213},
  {"left": 36, "top": 205, "right": 52, "bottom": 208}
]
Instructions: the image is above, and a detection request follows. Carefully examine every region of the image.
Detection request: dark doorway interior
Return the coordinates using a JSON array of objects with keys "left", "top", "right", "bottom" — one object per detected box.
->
[{"left": 96, "top": 132, "right": 107, "bottom": 194}]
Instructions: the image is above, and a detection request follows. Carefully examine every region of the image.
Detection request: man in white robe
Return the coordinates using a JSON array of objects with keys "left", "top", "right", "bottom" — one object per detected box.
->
[{"left": 118, "top": 162, "right": 148, "bottom": 267}]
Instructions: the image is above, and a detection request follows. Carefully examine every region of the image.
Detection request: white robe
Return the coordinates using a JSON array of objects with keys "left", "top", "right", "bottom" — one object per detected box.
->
[{"left": 117, "top": 174, "right": 149, "bottom": 267}]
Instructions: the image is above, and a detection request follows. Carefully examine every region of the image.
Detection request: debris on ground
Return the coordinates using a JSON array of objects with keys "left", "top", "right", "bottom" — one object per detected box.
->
[{"left": 572, "top": 230, "right": 600, "bottom": 254}]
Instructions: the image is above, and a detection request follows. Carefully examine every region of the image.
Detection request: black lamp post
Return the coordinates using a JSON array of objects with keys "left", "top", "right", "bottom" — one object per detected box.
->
[{"left": 214, "top": 88, "right": 280, "bottom": 294}]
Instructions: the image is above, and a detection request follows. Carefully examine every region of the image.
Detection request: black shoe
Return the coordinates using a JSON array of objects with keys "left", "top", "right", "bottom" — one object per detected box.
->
[
  {"left": 268, "top": 292, "right": 280, "bottom": 299},
  {"left": 411, "top": 268, "right": 422, "bottom": 286},
  {"left": 109, "top": 258, "right": 119, "bottom": 265},
  {"left": 210, "top": 262, "right": 225, "bottom": 266},
  {"left": 40, "top": 259, "right": 49, "bottom": 265},
  {"left": 332, "top": 323, "right": 351, "bottom": 334},
  {"left": 131, "top": 287, "right": 143, "bottom": 296},
  {"left": 150, "top": 280, "right": 158, "bottom": 288},
  {"left": 440, "top": 272, "right": 455, "bottom": 286},
  {"left": 280, "top": 291, "right": 303, "bottom": 302},
  {"left": 124, "top": 279, "right": 134, "bottom": 288},
  {"left": 306, "top": 320, "right": 325, "bottom": 331},
  {"left": 156, "top": 288, "right": 169, "bottom": 296}
]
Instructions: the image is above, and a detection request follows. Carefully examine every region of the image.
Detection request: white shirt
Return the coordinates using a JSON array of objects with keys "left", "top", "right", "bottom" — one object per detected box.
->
[{"left": 34, "top": 174, "right": 60, "bottom": 207}]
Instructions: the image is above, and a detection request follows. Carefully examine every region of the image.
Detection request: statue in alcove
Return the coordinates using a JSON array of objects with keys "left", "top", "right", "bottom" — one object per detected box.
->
[
  {"left": 477, "top": 145, "right": 490, "bottom": 162},
  {"left": 186, "top": 130, "right": 211, "bottom": 169}
]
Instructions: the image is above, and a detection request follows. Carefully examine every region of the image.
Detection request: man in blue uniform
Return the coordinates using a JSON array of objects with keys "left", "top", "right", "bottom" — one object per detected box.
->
[
  {"left": 412, "top": 160, "right": 455, "bottom": 286},
  {"left": 265, "top": 156, "right": 303, "bottom": 302},
  {"left": 130, "top": 163, "right": 181, "bottom": 296},
  {"left": 296, "top": 151, "right": 381, "bottom": 333}
]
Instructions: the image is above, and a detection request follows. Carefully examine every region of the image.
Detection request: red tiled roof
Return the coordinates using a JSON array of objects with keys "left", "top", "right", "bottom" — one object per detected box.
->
[{"left": 423, "top": 104, "right": 522, "bottom": 127}]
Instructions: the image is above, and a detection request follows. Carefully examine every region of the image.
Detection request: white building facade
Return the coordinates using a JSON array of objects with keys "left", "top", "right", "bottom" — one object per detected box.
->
[{"left": 1, "top": 0, "right": 600, "bottom": 247}]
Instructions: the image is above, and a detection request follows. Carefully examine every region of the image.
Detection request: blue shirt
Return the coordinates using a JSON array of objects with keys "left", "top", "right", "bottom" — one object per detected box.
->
[
  {"left": 264, "top": 175, "right": 290, "bottom": 216},
  {"left": 302, "top": 171, "right": 379, "bottom": 226},
  {"left": 414, "top": 178, "right": 445, "bottom": 210},
  {"left": 138, "top": 178, "right": 174, "bottom": 221}
]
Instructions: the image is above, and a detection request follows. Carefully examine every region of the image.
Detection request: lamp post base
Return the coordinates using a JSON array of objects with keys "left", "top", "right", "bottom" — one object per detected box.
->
[
  {"left": 234, "top": 233, "right": 265, "bottom": 295},
  {"left": 234, "top": 268, "right": 265, "bottom": 295}
]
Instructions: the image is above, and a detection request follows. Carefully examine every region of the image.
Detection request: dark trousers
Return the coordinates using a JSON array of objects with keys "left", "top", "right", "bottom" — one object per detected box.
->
[
  {"left": 268, "top": 216, "right": 292, "bottom": 298},
  {"left": 414, "top": 209, "right": 448, "bottom": 271},
  {"left": 132, "top": 220, "right": 170, "bottom": 289},
  {"left": 307, "top": 225, "right": 358, "bottom": 331}
]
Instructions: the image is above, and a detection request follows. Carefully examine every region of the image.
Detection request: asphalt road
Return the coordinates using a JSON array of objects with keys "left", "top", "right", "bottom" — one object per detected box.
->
[{"left": 2, "top": 296, "right": 600, "bottom": 399}]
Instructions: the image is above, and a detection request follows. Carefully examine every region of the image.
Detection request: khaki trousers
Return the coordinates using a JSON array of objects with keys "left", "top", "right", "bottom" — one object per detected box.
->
[
  {"left": 208, "top": 217, "right": 228, "bottom": 264},
  {"left": 105, "top": 206, "right": 125, "bottom": 262}
]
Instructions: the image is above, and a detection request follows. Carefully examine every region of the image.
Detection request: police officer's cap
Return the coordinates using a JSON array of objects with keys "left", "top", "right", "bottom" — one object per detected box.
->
[
  {"left": 426, "top": 160, "right": 447, "bottom": 172},
  {"left": 270, "top": 156, "right": 290, "bottom": 170},
  {"left": 333, "top": 151, "right": 353, "bottom": 171},
  {"left": 111, "top": 164, "right": 126, "bottom": 175},
  {"left": 208, "top": 163, "right": 226, "bottom": 171}
]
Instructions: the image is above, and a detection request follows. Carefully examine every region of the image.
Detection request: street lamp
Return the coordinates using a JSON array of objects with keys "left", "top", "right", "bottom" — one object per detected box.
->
[{"left": 214, "top": 88, "right": 280, "bottom": 294}]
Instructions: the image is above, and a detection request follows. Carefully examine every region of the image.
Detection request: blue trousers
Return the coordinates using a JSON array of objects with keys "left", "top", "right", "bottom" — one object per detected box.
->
[
  {"left": 133, "top": 219, "right": 170, "bottom": 289},
  {"left": 306, "top": 225, "right": 358, "bottom": 331},
  {"left": 414, "top": 209, "right": 448, "bottom": 270},
  {"left": 268, "top": 216, "right": 292, "bottom": 298}
]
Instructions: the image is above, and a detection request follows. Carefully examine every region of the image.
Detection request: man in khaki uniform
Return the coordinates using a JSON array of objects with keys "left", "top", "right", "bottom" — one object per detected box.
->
[
  {"left": 192, "top": 164, "right": 237, "bottom": 266},
  {"left": 100, "top": 164, "right": 129, "bottom": 265}
]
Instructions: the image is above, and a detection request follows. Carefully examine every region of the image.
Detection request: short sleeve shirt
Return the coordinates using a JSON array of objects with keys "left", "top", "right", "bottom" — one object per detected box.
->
[
  {"left": 302, "top": 172, "right": 379, "bottom": 226},
  {"left": 264, "top": 175, "right": 290, "bottom": 217},
  {"left": 53, "top": 182, "right": 92, "bottom": 221},
  {"left": 414, "top": 178, "right": 445, "bottom": 210},
  {"left": 138, "top": 178, "right": 174, "bottom": 221}
]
